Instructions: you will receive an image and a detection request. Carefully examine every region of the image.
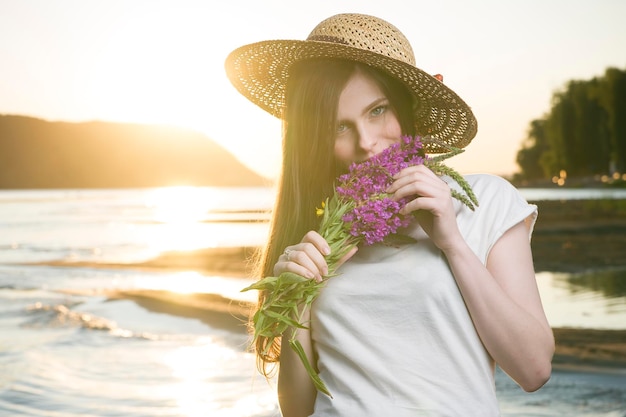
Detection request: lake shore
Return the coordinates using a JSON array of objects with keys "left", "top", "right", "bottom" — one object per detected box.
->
[
  {"left": 530, "top": 199, "right": 626, "bottom": 272},
  {"left": 102, "top": 287, "right": 626, "bottom": 373},
  {"left": 38, "top": 199, "right": 626, "bottom": 275},
  {"left": 45, "top": 198, "right": 626, "bottom": 373}
]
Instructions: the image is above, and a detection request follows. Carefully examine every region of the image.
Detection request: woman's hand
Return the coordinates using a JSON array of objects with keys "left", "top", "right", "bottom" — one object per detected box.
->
[
  {"left": 274, "top": 231, "right": 358, "bottom": 282},
  {"left": 387, "top": 164, "right": 463, "bottom": 252},
  {"left": 390, "top": 165, "right": 553, "bottom": 390}
]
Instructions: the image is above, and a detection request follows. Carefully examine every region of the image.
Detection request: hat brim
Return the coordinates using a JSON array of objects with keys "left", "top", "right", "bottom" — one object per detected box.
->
[{"left": 225, "top": 39, "right": 477, "bottom": 152}]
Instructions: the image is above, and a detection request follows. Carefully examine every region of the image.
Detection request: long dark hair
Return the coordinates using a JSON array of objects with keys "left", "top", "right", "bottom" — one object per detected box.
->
[{"left": 251, "top": 59, "right": 417, "bottom": 377}]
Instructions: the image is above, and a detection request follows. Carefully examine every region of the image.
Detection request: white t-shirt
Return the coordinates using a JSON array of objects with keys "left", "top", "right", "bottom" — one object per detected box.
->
[{"left": 310, "top": 174, "right": 537, "bottom": 416}]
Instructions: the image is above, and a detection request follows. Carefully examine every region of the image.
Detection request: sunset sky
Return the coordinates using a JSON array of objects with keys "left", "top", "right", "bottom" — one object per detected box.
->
[{"left": 1, "top": 0, "right": 624, "bottom": 180}]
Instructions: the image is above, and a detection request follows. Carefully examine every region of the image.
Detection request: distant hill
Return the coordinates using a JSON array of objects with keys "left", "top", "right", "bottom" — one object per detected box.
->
[{"left": 0, "top": 115, "right": 270, "bottom": 188}]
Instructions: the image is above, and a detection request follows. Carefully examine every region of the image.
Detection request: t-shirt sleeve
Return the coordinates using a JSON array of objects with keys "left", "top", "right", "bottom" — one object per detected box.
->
[{"left": 454, "top": 174, "right": 537, "bottom": 264}]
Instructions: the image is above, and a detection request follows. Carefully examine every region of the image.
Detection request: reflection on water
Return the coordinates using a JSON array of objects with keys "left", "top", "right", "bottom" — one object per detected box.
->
[
  {"left": 2, "top": 187, "right": 625, "bottom": 416},
  {"left": 537, "top": 268, "right": 626, "bottom": 329},
  {"left": 130, "top": 271, "right": 257, "bottom": 303},
  {"left": 520, "top": 187, "right": 626, "bottom": 201},
  {"left": 564, "top": 268, "right": 626, "bottom": 298},
  {"left": 146, "top": 186, "right": 225, "bottom": 224}
]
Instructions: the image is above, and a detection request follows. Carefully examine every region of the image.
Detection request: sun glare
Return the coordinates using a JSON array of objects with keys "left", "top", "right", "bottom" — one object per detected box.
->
[
  {"left": 134, "top": 186, "right": 269, "bottom": 256},
  {"left": 162, "top": 340, "right": 276, "bottom": 417},
  {"left": 80, "top": 5, "right": 282, "bottom": 181},
  {"left": 147, "top": 186, "right": 216, "bottom": 224},
  {"left": 140, "top": 186, "right": 223, "bottom": 253},
  {"left": 163, "top": 341, "right": 232, "bottom": 416},
  {"left": 90, "top": 7, "right": 220, "bottom": 125},
  {"left": 132, "top": 271, "right": 257, "bottom": 302}
]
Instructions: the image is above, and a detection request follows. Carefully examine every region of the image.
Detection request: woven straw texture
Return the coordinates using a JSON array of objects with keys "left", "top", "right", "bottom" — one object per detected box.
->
[{"left": 225, "top": 13, "right": 477, "bottom": 152}]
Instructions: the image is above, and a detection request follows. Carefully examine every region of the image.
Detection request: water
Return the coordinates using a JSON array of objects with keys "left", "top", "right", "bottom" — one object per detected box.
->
[
  {"left": 1, "top": 187, "right": 625, "bottom": 416},
  {"left": 520, "top": 187, "right": 626, "bottom": 202}
]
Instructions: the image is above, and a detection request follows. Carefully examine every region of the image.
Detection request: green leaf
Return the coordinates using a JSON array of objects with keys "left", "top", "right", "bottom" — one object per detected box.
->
[
  {"left": 276, "top": 271, "right": 309, "bottom": 285},
  {"left": 424, "top": 150, "right": 480, "bottom": 211},
  {"left": 241, "top": 275, "right": 279, "bottom": 292},
  {"left": 263, "top": 309, "right": 307, "bottom": 329},
  {"left": 289, "top": 339, "right": 333, "bottom": 398}
]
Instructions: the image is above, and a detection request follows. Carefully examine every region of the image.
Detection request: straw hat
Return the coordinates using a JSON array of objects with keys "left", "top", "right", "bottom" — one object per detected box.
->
[{"left": 225, "top": 13, "right": 477, "bottom": 152}]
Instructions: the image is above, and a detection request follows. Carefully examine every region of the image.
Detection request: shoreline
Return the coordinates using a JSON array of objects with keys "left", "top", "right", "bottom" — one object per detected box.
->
[
  {"left": 31, "top": 199, "right": 626, "bottom": 275},
  {"left": 552, "top": 327, "right": 626, "bottom": 371},
  {"left": 36, "top": 198, "right": 626, "bottom": 373},
  {"left": 95, "top": 288, "right": 626, "bottom": 373},
  {"left": 32, "top": 246, "right": 260, "bottom": 278},
  {"left": 531, "top": 199, "right": 626, "bottom": 272},
  {"left": 106, "top": 289, "right": 252, "bottom": 332}
]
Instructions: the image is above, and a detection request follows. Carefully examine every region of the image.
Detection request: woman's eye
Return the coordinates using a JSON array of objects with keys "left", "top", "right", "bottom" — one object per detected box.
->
[
  {"left": 336, "top": 123, "right": 349, "bottom": 133},
  {"left": 371, "top": 105, "right": 387, "bottom": 116}
]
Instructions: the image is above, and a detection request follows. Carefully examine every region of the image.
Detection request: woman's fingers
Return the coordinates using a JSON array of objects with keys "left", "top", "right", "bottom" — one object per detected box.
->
[
  {"left": 274, "top": 231, "right": 331, "bottom": 282},
  {"left": 388, "top": 165, "right": 440, "bottom": 194},
  {"left": 387, "top": 165, "right": 450, "bottom": 214},
  {"left": 387, "top": 165, "right": 464, "bottom": 250}
]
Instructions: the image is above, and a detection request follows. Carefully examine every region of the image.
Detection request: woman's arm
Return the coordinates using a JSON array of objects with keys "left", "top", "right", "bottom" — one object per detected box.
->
[
  {"left": 274, "top": 233, "right": 322, "bottom": 417},
  {"left": 390, "top": 165, "right": 554, "bottom": 391},
  {"left": 274, "top": 231, "right": 348, "bottom": 416},
  {"left": 444, "top": 220, "right": 554, "bottom": 391},
  {"left": 277, "top": 307, "right": 317, "bottom": 417}
]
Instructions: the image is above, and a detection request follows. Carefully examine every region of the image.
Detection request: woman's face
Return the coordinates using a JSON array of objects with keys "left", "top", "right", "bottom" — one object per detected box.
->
[{"left": 333, "top": 70, "right": 402, "bottom": 166}]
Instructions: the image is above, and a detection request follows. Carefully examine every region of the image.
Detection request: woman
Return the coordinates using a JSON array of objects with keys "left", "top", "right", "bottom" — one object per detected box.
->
[{"left": 226, "top": 13, "right": 554, "bottom": 416}]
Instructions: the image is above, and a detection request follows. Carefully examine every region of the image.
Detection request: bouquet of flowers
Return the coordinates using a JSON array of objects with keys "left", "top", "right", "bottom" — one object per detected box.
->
[{"left": 241, "top": 135, "right": 478, "bottom": 397}]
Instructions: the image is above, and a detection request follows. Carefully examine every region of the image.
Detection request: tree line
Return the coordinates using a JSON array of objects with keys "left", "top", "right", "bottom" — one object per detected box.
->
[{"left": 515, "top": 67, "right": 626, "bottom": 182}]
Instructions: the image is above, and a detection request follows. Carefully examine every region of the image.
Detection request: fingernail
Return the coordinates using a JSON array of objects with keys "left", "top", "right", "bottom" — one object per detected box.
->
[{"left": 324, "top": 246, "right": 331, "bottom": 256}]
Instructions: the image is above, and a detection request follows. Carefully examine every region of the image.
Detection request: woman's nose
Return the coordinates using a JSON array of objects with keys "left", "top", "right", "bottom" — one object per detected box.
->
[{"left": 357, "top": 128, "right": 378, "bottom": 154}]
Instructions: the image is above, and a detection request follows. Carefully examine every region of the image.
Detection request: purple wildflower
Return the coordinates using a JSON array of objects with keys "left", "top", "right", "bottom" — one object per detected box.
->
[
  {"left": 335, "top": 135, "right": 425, "bottom": 246},
  {"left": 343, "top": 198, "right": 411, "bottom": 245},
  {"left": 241, "top": 134, "right": 476, "bottom": 398}
]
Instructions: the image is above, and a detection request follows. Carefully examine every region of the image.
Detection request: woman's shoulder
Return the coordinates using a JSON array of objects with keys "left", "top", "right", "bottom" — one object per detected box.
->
[
  {"left": 454, "top": 173, "right": 533, "bottom": 218},
  {"left": 447, "top": 173, "right": 521, "bottom": 207},
  {"left": 456, "top": 174, "right": 537, "bottom": 248}
]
